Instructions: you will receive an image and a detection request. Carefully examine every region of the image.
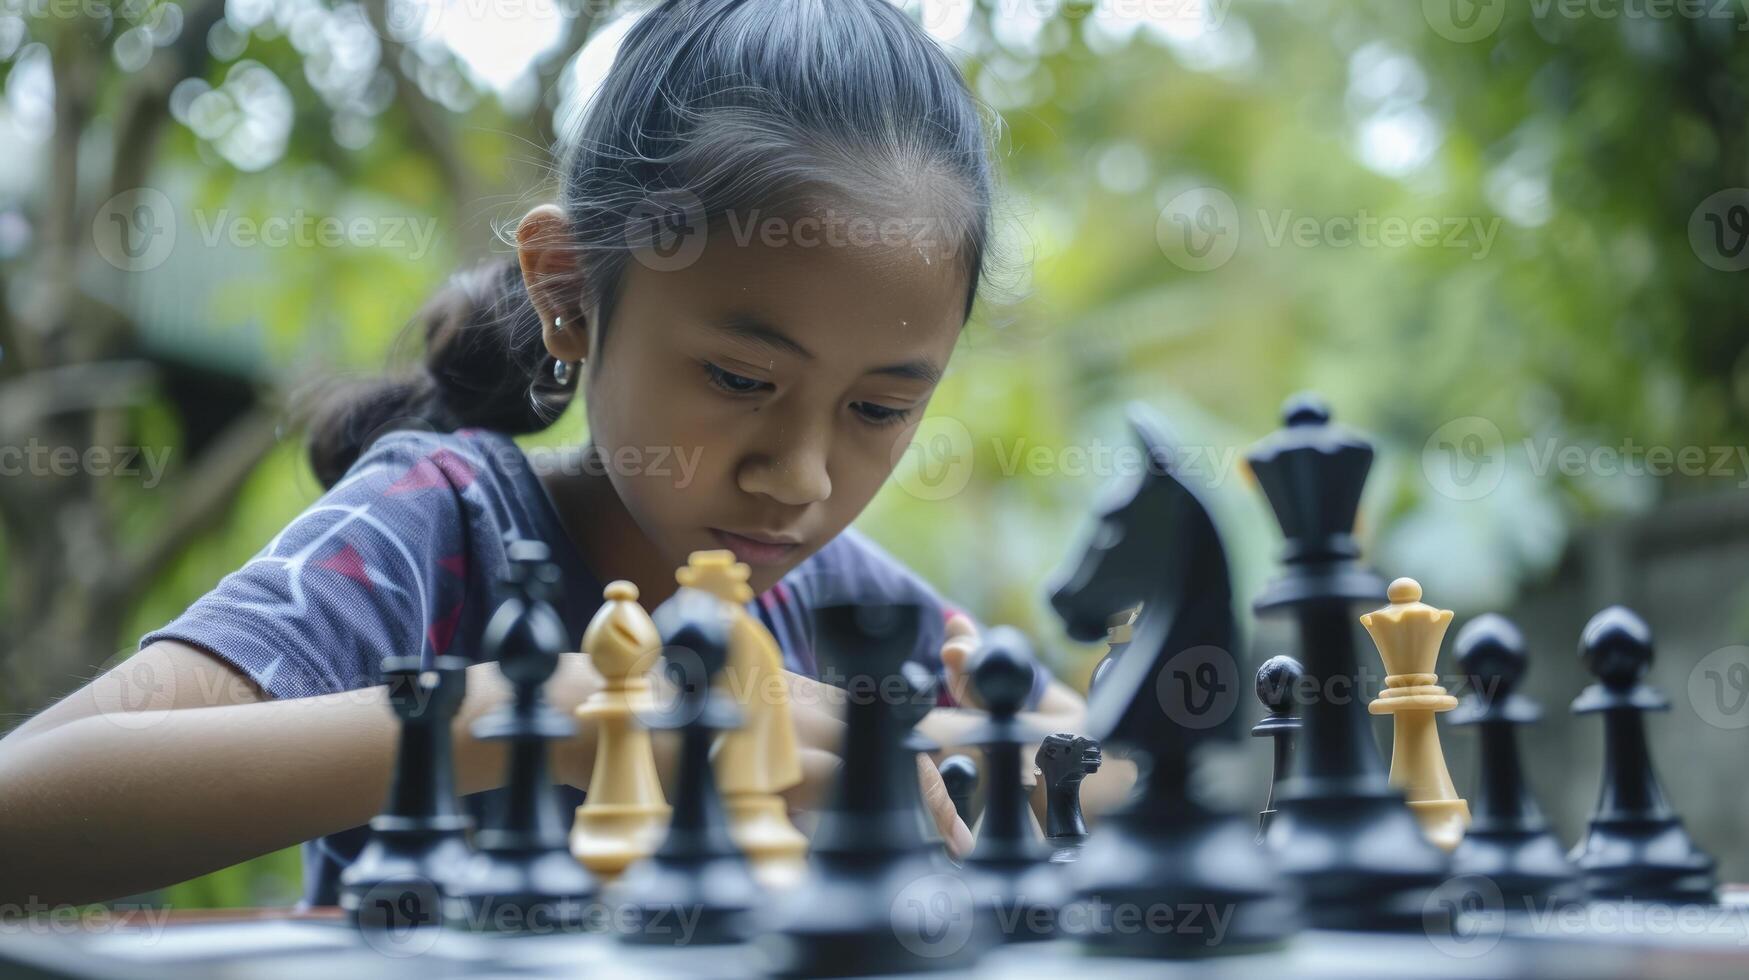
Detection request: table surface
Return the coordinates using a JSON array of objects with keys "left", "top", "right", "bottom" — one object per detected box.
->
[{"left": 6, "top": 891, "right": 1749, "bottom": 980}]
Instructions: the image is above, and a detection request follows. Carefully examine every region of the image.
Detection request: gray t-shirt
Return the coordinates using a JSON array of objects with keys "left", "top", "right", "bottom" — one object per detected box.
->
[{"left": 141, "top": 427, "right": 1039, "bottom": 905}]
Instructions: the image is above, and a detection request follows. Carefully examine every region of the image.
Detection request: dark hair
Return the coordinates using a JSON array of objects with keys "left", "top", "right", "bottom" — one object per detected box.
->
[{"left": 307, "top": 0, "right": 1000, "bottom": 487}]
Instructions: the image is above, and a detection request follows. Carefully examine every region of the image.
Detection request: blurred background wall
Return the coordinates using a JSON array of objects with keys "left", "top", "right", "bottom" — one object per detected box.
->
[{"left": 1, "top": 0, "right": 1746, "bottom": 906}]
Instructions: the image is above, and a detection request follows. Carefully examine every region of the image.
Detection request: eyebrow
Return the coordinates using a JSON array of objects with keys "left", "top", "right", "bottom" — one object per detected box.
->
[{"left": 715, "top": 314, "right": 943, "bottom": 386}]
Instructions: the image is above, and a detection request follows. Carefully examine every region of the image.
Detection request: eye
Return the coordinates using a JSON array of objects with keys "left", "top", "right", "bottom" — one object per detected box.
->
[
  {"left": 851, "top": 401, "right": 914, "bottom": 428},
  {"left": 701, "top": 361, "right": 770, "bottom": 395}
]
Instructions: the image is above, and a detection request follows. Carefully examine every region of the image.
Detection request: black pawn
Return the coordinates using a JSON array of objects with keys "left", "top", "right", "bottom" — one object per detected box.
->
[
  {"left": 340, "top": 655, "right": 472, "bottom": 931},
  {"left": 767, "top": 604, "right": 974, "bottom": 976},
  {"left": 615, "top": 587, "right": 759, "bottom": 946},
  {"left": 1089, "top": 656, "right": 1118, "bottom": 696},
  {"left": 1037, "top": 733, "right": 1101, "bottom": 863},
  {"left": 1250, "top": 655, "right": 1301, "bottom": 842},
  {"left": 896, "top": 661, "right": 950, "bottom": 860},
  {"left": 1248, "top": 395, "right": 1449, "bottom": 930},
  {"left": 1568, "top": 607, "right": 1717, "bottom": 904},
  {"left": 447, "top": 541, "right": 596, "bottom": 932},
  {"left": 940, "top": 755, "right": 978, "bottom": 829},
  {"left": 1445, "top": 614, "right": 1580, "bottom": 911},
  {"left": 1089, "top": 604, "right": 1138, "bottom": 690},
  {"left": 961, "top": 628, "right": 1065, "bottom": 945}
]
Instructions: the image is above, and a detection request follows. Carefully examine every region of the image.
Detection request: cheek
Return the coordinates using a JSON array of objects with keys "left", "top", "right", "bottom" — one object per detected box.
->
[
  {"left": 829, "top": 422, "right": 920, "bottom": 504},
  {"left": 584, "top": 349, "right": 736, "bottom": 510}
]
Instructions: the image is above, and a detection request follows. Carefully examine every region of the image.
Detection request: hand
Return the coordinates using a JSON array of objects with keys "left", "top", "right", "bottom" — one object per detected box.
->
[
  {"left": 780, "top": 750, "right": 974, "bottom": 861},
  {"left": 939, "top": 613, "right": 983, "bottom": 709},
  {"left": 918, "top": 753, "right": 975, "bottom": 858},
  {"left": 531, "top": 652, "right": 604, "bottom": 790}
]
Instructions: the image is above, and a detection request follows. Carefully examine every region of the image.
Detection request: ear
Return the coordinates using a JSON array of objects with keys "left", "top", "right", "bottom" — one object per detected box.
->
[{"left": 516, "top": 204, "right": 591, "bottom": 363}]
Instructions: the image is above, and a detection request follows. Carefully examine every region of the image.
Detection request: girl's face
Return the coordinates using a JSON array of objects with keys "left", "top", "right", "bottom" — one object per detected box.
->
[{"left": 582, "top": 224, "right": 969, "bottom": 596}]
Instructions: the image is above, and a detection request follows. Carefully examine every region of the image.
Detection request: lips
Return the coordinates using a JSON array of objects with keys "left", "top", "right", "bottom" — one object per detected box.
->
[{"left": 708, "top": 528, "right": 803, "bottom": 567}]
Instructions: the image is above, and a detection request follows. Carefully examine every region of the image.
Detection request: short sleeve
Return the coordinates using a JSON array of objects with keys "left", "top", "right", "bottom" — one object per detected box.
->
[
  {"left": 782, "top": 527, "right": 1049, "bottom": 709},
  {"left": 140, "top": 432, "right": 482, "bottom": 700}
]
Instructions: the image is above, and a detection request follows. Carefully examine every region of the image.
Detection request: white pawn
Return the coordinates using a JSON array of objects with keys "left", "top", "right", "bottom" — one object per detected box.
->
[{"left": 571, "top": 581, "right": 671, "bottom": 881}]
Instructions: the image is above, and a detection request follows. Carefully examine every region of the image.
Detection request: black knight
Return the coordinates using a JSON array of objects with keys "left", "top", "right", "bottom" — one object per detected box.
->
[{"left": 1047, "top": 404, "right": 1295, "bottom": 957}]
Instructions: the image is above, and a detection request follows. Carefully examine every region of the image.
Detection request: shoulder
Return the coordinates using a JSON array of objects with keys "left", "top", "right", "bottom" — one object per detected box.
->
[
  {"left": 329, "top": 427, "right": 563, "bottom": 550},
  {"left": 333, "top": 427, "right": 527, "bottom": 498},
  {"left": 359, "top": 429, "right": 597, "bottom": 637},
  {"left": 784, "top": 525, "right": 959, "bottom": 615},
  {"left": 333, "top": 425, "right": 588, "bottom": 613},
  {"left": 777, "top": 526, "right": 971, "bottom": 684}
]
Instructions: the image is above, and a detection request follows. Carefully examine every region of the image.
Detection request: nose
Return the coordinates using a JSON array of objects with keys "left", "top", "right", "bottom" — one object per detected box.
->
[{"left": 737, "top": 418, "right": 833, "bottom": 507}]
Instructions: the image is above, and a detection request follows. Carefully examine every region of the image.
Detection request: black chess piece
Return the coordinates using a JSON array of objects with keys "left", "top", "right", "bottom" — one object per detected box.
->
[
  {"left": 1087, "top": 605, "right": 1138, "bottom": 694},
  {"left": 960, "top": 629, "right": 1067, "bottom": 945},
  {"left": 1088, "top": 656, "right": 1117, "bottom": 695},
  {"left": 1445, "top": 614, "right": 1581, "bottom": 912},
  {"left": 765, "top": 604, "right": 976, "bottom": 976},
  {"left": 1568, "top": 606, "right": 1717, "bottom": 904},
  {"left": 1037, "top": 733, "right": 1101, "bottom": 863},
  {"left": 1047, "top": 403, "right": 1296, "bottom": 957},
  {"left": 446, "top": 541, "right": 597, "bottom": 932},
  {"left": 896, "top": 661, "right": 951, "bottom": 861},
  {"left": 940, "top": 755, "right": 978, "bottom": 829},
  {"left": 1250, "top": 655, "right": 1302, "bottom": 842},
  {"left": 615, "top": 587, "right": 759, "bottom": 946},
  {"left": 340, "top": 655, "right": 473, "bottom": 931},
  {"left": 1246, "top": 395, "right": 1449, "bottom": 931}
]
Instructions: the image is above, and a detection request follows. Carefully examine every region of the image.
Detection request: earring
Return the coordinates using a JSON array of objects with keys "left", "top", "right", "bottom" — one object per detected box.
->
[
  {"left": 553, "top": 314, "right": 564, "bottom": 331},
  {"left": 553, "top": 358, "right": 573, "bottom": 385}
]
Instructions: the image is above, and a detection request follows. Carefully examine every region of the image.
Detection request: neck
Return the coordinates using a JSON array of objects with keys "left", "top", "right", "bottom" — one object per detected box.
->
[{"left": 537, "top": 443, "right": 679, "bottom": 609}]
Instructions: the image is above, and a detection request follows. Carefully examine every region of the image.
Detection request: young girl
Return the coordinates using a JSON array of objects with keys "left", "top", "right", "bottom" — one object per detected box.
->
[{"left": 0, "top": 0, "right": 1084, "bottom": 909}]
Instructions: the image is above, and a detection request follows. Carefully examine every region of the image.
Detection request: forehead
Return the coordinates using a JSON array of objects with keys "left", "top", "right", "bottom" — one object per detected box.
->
[{"left": 621, "top": 221, "right": 971, "bottom": 359}]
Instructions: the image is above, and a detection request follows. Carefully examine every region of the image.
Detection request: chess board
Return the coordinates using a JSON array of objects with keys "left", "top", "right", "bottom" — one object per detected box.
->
[{"left": 6, "top": 895, "right": 1749, "bottom": 980}]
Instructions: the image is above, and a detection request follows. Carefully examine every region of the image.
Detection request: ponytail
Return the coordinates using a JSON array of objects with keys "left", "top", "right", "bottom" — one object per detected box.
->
[{"left": 304, "top": 259, "right": 573, "bottom": 487}]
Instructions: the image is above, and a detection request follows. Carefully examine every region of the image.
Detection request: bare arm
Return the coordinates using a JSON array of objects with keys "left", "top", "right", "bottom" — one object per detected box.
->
[{"left": 0, "top": 641, "right": 602, "bottom": 908}]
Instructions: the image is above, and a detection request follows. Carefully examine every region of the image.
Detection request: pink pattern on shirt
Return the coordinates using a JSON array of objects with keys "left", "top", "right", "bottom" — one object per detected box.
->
[
  {"left": 387, "top": 449, "right": 478, "bottom": 496},
  {"left": 314, "top": 543, "right": 373, "bottom": 593}
]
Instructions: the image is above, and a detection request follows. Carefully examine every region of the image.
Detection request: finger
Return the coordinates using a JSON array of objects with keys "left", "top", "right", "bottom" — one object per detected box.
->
[
  {"left": 781, "top": 670, "right": 848, "bottom": 755},
  {"left": 944, "top": 613, "right": 978, "bottom": 641},
  {"left": 918, "top": 753, "right": 974, "bottom": 858},
  {"left": 940, "top": 635, "right": 980, "bottom": 710},
  {"left": 781, "top": 746, "right": 842, "bottom": 813},
  {"left": 784, "top": 669, "right": 848, "bottom": 712},
  {"left": 788, "top": 698, "right": 848, "bottom": 757}
]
